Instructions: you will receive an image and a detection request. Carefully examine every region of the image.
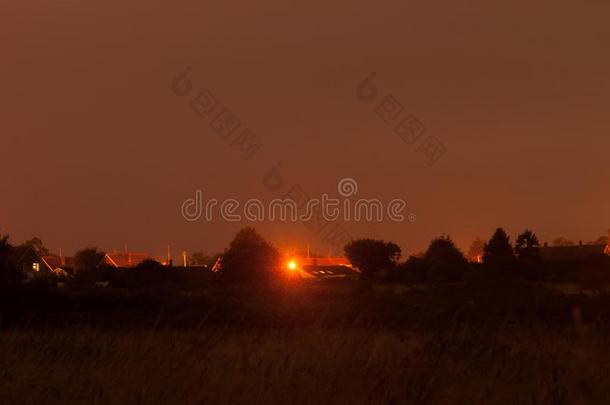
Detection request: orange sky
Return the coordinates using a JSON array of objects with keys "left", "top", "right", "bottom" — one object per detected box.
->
[{"left": 2, "top": 0, "right": 609, "bottom": 257}]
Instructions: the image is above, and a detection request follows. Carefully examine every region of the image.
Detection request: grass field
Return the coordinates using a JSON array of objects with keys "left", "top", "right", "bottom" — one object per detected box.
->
[
  {"left": 2, "top": 325, "right": 610, "bottom": 404},
  {"left": 2, "top": 279, "right": 610, "bottom": 404}
]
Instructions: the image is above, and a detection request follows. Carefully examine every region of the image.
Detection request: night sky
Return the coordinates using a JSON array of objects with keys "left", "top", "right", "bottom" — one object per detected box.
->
[{"left": 3, "top": 0, "right": 609, "bottom": 257}]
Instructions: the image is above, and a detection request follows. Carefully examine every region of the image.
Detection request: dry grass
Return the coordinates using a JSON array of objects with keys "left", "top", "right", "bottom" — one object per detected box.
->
[{"left": 1, "top": 324, "right": 610, "bottom": 405}]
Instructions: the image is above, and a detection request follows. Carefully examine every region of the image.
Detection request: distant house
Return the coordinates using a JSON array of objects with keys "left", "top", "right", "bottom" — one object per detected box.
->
[
  {"left": 104, "top": 252, "right": 150, "bottom": 268},
  {"left": 41, "top": 255, "right": 74, "bottom": 277},
  {"left": 540, "top": 244, "right": 607, "bottom": 261},
  {"left": 302, "top": 256, "right": 352, "bottom": 267},
  {"left": 302, "top": 265, "right": 358, "bottom": 278},
  {"left": 8, "top": 246, "right": 53, "bottom": 279},
  {"left": 297, "top": 256, "right": 358, "bottom": 278}
]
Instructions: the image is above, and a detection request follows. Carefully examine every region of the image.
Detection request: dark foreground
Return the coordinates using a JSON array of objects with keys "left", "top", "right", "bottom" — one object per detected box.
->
[{"left": 2, "top": 278, "right": 610, "bottom": 404}]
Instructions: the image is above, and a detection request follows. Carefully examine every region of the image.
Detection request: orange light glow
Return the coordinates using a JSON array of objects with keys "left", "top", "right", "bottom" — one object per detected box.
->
[{"left": 287, "top": 260, "right": 297, "bottom": 271}]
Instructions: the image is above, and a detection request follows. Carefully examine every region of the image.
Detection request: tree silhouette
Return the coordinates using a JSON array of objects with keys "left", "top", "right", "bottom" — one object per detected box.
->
[
  {"left": 135, "top": 258, "right": 165, "bottom": 271},
  {"left": 515, "top": 229, "right": 540, "bottom": 261},
  {"left": 190, "top": 252, "right": 212, "bottom": 267},
  {"left": 483, "top": 228, "right": 516, "bottom": 270},
  {"left": 130, "top": 259, "right": 168, "bottom": 285},
  {"left": 344, "top": 239, "right": 401, "bottom": 278},
  {"left": 0, "top": 234, "right": 11, "bottom": 263},
  {"left": 22, "top": 237, "right": 50, "bottom": 256},
  {"left": 221, "top": 227, "right": 280, "bottom": 282},
  {"left": 423, "top": 236, "right": 468, "bottom": 282},
  {"left": 467, "top": 238, "right": 486, "bottom": 262},
  {"left": 74, "top": 248, "right": 106, "bottom": 273},
  {"left": 0, "top": 234, "right": 21, "bottom": 285}
]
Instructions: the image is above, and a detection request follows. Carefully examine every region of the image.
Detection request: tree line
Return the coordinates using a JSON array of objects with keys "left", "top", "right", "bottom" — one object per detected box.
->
[{"left": 1, "top": 227, "right": 609, "bottom": 288}]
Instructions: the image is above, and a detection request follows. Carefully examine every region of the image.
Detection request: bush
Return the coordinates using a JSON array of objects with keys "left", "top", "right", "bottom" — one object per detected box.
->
[
  {"left": 72, "top": 265, "right": 115, "bottom": 285},
  {"left": 538, "top": 260, "right": 580, "bottom": 283},
  {"left": 579, "top": 255, "right": 610, "bottom": 293},
  {"left": 74, "top": 248, "right": 106, "bottom": 273},
  {"left": 109, "top": 260, "right": 187, "bottom": 288},
  {"left": 423, "top": 236, "right": 468, "bottom": 282},
  {"left": 221, "top": 228, "right": 281, "bottom": 283},
  {"left": 25, "top": 273, "right": 60, "bottom": 290},
  {"left": 344, "top": 239, "right": 401, "bottom": 279},
  {"left": 386, "top": 256, "right": 427, "bottom": 284}
]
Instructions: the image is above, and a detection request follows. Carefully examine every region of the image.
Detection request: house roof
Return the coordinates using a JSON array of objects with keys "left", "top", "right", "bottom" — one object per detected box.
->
[
  {"left": 303, "top": 265, "right": 358, "bottom": 277},
  {"left": 300, "top": 256, "right": 352, "bottom": 267},
  {"left": 104, "top": 252, "right": 150, "bottom": 268},
  {"left": 41, "top": 255, "right": 63, "bottom": 270},
  {"left": 8, "top": 246, "right": 40, "bottom": 266},
  {"left": 540, "top": 244, "right": 606, "bottom": 261},
  {"left": 8, "top": 246, "right": 56, "bottom": 272}
]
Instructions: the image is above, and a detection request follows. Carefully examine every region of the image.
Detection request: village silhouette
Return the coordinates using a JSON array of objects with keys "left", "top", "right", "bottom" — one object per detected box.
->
[{"left": 2, "top": 227, "right": 610, "bottom": 403}]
